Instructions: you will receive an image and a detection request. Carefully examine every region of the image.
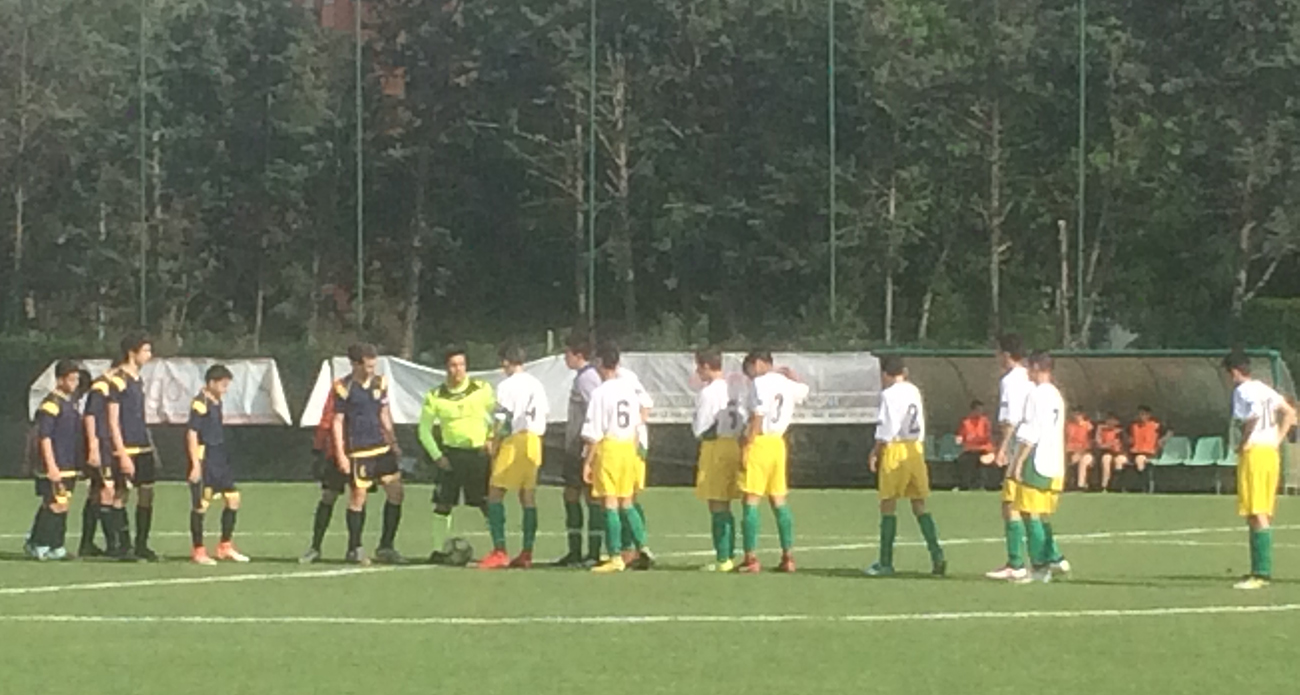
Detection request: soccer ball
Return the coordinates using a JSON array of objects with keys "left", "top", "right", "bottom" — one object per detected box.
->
[{"left": 442, "top": 537, "right": 473, "bottom": 567}]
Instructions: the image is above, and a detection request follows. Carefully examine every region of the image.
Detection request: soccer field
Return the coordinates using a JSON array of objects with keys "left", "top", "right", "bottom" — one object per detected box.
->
[{"left": 0, "top": 482, "right": 1296, "bottom": 695}]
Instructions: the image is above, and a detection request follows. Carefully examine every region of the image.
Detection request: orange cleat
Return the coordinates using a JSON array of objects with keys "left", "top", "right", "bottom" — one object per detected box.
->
[
  {"left": 776, "top": 553, "right": 796, "bottom": 573},
  {"left": 509, "top": 550, "right": 533, "bottom": 569},
  {"left": 736, "top": 554, "right": 761, "bottom": 574},
  {"left": 191, "top": 547, "right": 217, "bottom": 566},
  {"left": 478, "top": 549, "right": 511, "bottom": 570},
  {"left": 216, "top": 541, "right": 250, "bottom": 563}
]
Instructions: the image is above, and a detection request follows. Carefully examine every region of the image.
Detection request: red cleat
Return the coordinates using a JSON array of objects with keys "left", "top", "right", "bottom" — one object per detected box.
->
[
  {"left": 736, "top": 555, "right": 761, "bottom": 574},
  {"left": 478, "top": 549, "right": 510, "bottom": 570},
  {"left": 776, "top": 553, "right": 796, "bottom": 573},
  {"left": 509, "top": 550, "right": 533, "bottom": 569}
]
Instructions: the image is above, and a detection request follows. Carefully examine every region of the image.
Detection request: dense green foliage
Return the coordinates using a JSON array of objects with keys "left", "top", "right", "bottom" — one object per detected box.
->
[{"left": 1, "top": 0, "right": 1297, "bottom": 357}]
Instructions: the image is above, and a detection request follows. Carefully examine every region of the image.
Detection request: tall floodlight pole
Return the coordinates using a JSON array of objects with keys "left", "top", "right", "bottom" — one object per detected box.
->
[
  {"left": 355, "top": 0, "right": 365, "bottom": 328},
  {"left": 138, "top": 0, "right": 147, "bottom": 327},
  {"left": 1076, "top": 0, "right": 1086, "bottom": 329},
  {"left": 828, "top": 0, "right": 838, "bottom": 323},
  {"left": 587, "top": 0, "right": 597, "bottom": 331}
]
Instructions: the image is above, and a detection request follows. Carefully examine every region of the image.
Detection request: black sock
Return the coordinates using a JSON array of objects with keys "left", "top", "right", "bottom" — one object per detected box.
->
[
  {"left": 80, "top": 498, "right": 100, "bottom": 550},
  {"left": 117, "top": 508, "right": 131, "bottom": 551},
  {"left": 31, "top": 507, "right": 53, "bottom": 548},
  {"left": 54, "top": 512, "right": 69, "bottom": 549},
  {"left": 221, "top": 508, "right": 237, "bottom": 543},
  {"left": 587, "top": 502, "right": 605, "bottom": 558},
  {"left": 564, "top": 501, "right": 584, "bottom": 557},
  {"left": 345, "top": 509, "right": 364, "bottom": 552},
  {"left": 100, "top": 507, "right": 120, "bottom": 553},
  {"left": 311, "top": 502, "right": 334, "bottom": 551},
  {"left": 135, "top": 506, "right": 153, "bottom": 551},
  {"left": 190, "top": 511, "right": 205, "bottom": 548},
  {"left": 379, "top": 502, "right": 401, "bottom": 550},
  {"left": 29, "top": 507, "right": 47, "bottom": 546}
]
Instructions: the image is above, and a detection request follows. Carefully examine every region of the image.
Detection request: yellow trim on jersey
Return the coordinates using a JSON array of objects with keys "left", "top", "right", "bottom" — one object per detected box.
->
[
  {"left": 191, "top": 399, "right": 208, "bottom": 416},
  {"left": 120, "top": 446, "right": 153, "bottom": 456},
  {"left": 333, "top": 380, "right": 349, "bottom": 398},
  {"left": 39, "top": 400, "right": 60, "bottom": 417},
  {"left": 349, "top": 444, "right": 391, "bottom": 459},
  {"left": 91, "top": 381, "right": 111, "bottom": 396},
  {"left": 108, "top": 375, "right": 126, "bottom": 391}
]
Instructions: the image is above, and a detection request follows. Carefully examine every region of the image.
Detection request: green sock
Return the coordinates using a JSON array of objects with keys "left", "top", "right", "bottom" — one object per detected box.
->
[
  {"left": 1249, "top": 529, "right": 1260, "bottom": 576},
  {"left": 431, "top": 512, "right": 452, "bottom": 552},
  {"left": 917, "top": 512, "right": 943, "bottom": 563},
  {"left": 774, "top": 505, "right": 794, "bottom": 551},
  {"left": 522, "top": 507, "right": 538, "bottom": 551},
  {"left": 710, "top": 511, "right": 728, "bottom": 562},
  {"left": 742, "top": 504, "right": 760, "bottom": 553},
  {"left": 634, "top": 502, "right": 647, "bottom": 531},
  {"left": 1253, "top": 528, "right": 1273, "bottom": 578},
  {"left": 1043, "top": 521, "right": 1063, "bottom": 563},
  {"left": 1026, "top": 518, "right": 1047, "bottom": 568},
  {"left": 564, "top": 501, "right": 584, "bottom": 557},
  {"left": 587, "top": 503, "right": 605, "bottom": 558},
  {"left": 487, "top": 502, "right": 507, "bottom": 551},
  {"left": 723, "top": 510, "right": 736, "bottom": 559},
  {"left": 625, "top": 505, "right": 648, "bottom": 549},
  {"left": 620, "top": 509, "right": 635, "bottom": 550},
  {"left": 603, "top": 508, "right": 622, "bottom": 558},
  {"left": 879, "top": 514, "right": 898, "bottom": 568},
  {"left": 1005, "top": 518, "right": 1026, "bottom": 569}
]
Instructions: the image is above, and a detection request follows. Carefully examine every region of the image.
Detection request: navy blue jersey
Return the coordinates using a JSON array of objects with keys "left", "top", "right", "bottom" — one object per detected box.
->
[
  {"left": 188, "top": 391, "right": 227, "bottom": 463},
  {"left": 84, "top": 375, "right": 113, "bottom": 453},
  {"left": 332, "top": 375, "right": 390, "bottom": 456},
  {"left": 36, "top": 391, "right": 85, "bottom": 472},
  {"left": 107, "top": 369, "right": 151, "bottom": 451}
]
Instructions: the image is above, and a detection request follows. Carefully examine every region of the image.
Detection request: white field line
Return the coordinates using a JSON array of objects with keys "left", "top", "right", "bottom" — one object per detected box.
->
[
  {"left": 0, "top": 566, "right": 423, "bottom": 597},
  {"left": 2, "top": 603, "right": 1298, "bottom": 627}
]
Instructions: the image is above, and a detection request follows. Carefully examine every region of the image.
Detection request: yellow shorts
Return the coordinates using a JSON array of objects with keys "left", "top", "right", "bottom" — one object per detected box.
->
[
  {"left": 1237, "top": 446, "right": 1280, "bottom": 517},
  {"left": 1001, "top": 477, "right": 1020, "bottom": 504},
  {"left": 593, "top": 439, "right": 642, "bottom": 499},
  {"left": 740, "top": 435, "right": 788, "bottom": 498},
  {"left": 489, "top": 433, "right": 543, "bottom": 491},
  {"left": 634, "top": 455, "right": 647, "bottom": 492},
  {"left": 696, "top": 438, "right": 742, "bottom": 501},
  {"left": 877, "top": 441, "right": 930, "bottom": 500},
  {"left": 1014, "top": 478, "right": 1063, "bottom": 515}
]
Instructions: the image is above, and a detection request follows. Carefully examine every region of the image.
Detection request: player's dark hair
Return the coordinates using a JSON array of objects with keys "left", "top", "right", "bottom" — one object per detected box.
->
[
  {"left": 347, "top": 343, "right": 378, "bottom": 364},
  {"left": 74, "top": 368, "right": 93, "bottom": 398},
  {"left": 970, "top": 399, "right": 984, "bottom": 410},
  {"left": 746, "top": 349, "right": 774, "bottom": 365},
  {"left": 1137, "top": 405, "right": 1152, "bottom": 414},
  {"left": 1222, "top": 351, "right": 1251, "bottom": 375},
  {"left": 695, "top": 347, "right": 723, "bottom": 372},
  {"left": 881, "top": 355, "right": 906, "bottom": 377},
  {"left": 54, "top": 359, "right": 80, "bottom": 379},
  {"left": 1027, "top": 351, "right": 1053, "bottom": 371},
  {"left": 595, "top": 341, "right": 621, "bottom": 370},
  {"left": 206, "top": 364, "right": 234, "bottom": 383},
  {"left": 443, "top": 345, "right": 467, "bottom": 366},
  {"left": 998, "top": 334, "right": 1025, "bottom": 361},
  {"left": 565, "top": 332, "right": 592, "bottom": 358},
  {"left": 119, "top": 331, "right": 152, "bottom": 361},
  {"left": 1106, "top": 411, "right": 1120, "bottom": 421},
  {"left": 499, "top": 342, "right": 528, "bottom": 366}
]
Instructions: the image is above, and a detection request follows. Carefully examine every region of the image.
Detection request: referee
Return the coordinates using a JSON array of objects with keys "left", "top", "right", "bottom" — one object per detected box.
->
[{"left": 418, "top": 346, "right": 496, "bottom": 563}]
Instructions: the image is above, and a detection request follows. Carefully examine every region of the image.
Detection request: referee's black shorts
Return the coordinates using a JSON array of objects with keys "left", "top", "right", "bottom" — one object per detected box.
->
[{"left": 432, "top": 447, "right": 490, "bottom": 509}]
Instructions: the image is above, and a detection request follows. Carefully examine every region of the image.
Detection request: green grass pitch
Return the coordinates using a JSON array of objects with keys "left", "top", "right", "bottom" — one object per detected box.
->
[{"left": 0, "top": 481, "right": 1296, "bottom": 694}]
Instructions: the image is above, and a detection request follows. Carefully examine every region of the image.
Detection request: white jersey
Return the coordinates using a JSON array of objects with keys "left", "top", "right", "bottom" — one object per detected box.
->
[
  {"left": 875, "top": 381, "right": 925, "bottom": 443},
  {"left": 1016, "top": 382, "right": 1066, "bottom": 479},
  {"left": 616, "top": 367, "right": 653, "bottom": 449},
  {"left": 1232, "top": 379, "right": 1285, "bottom": 448},
  {"left": 998, "top": 365, "right": 1033, "bottom": 427},
  {"left": 747, "top": 372, "right": 810, "bottom": 436},
  {"left": 582, "top": 377, "right": 645, "bottom": 443},
  {"left": 693, "top": 378, "right": 748, "bottom": 440},
  {"left": 494, "top": 371, "right": 549, "bottom": 437}
]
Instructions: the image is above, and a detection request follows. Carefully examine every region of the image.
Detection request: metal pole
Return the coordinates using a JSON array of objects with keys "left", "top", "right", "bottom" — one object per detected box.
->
[
  {"left": 138, "top": 0, "right": 147, "bottom": 327},
  {"left": 355, "top": 0, "right": 365, "bottom": 329},
  {"left": 586, "top": 0, "right": 597, "bottom": 331},
  {"left": 828, "top": 0, "right": 837, "bottom": 323},
  {"left": 1075, "top": 0, "right": 1086, "bottom": 330}
]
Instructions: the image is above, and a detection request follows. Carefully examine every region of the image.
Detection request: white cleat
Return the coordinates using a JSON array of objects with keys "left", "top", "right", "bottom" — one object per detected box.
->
[
  {"left": 985, "top": 565, "right": 1028, "bottom": 581},
  {"left": 1015, "top": 567, "right": 1053, "bottom": 585},
  {"left": 1233, "top": 576, "right": 1269, "bottom": 591}
]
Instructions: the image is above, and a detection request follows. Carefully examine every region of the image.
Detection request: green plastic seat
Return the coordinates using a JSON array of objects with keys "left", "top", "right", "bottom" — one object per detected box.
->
[
  {"left": 1151, "top": 436, "right": 1192, "bottom": 466},
  {"left": 936, "top": 433, "right": 963, "bottom": 463},
  {"left": 1218, "top": 429, "right": 1241, "bottom": 467},
  {"left": 1185, "top": 437, "right": 1225, "bottom": 467}
]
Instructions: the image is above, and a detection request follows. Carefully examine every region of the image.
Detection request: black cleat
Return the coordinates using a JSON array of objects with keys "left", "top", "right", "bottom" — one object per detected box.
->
[
  {"left": 628, "top": 550, "right": 656, "bottom": 571},
  {"left": 932, "top": 559, "right": 948, "bottom": 577},
  {"left": 78, "top": 544, "right": 105, "bottom": 559},
  {"left": 552, "top": 552, "right": 585, "bottom": 568},
  {"left": 428, "top": 551, "right": 451, "bottom": 565},
  {"left": 134, "top": 547, "right": 160, "bottom": 563}
]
